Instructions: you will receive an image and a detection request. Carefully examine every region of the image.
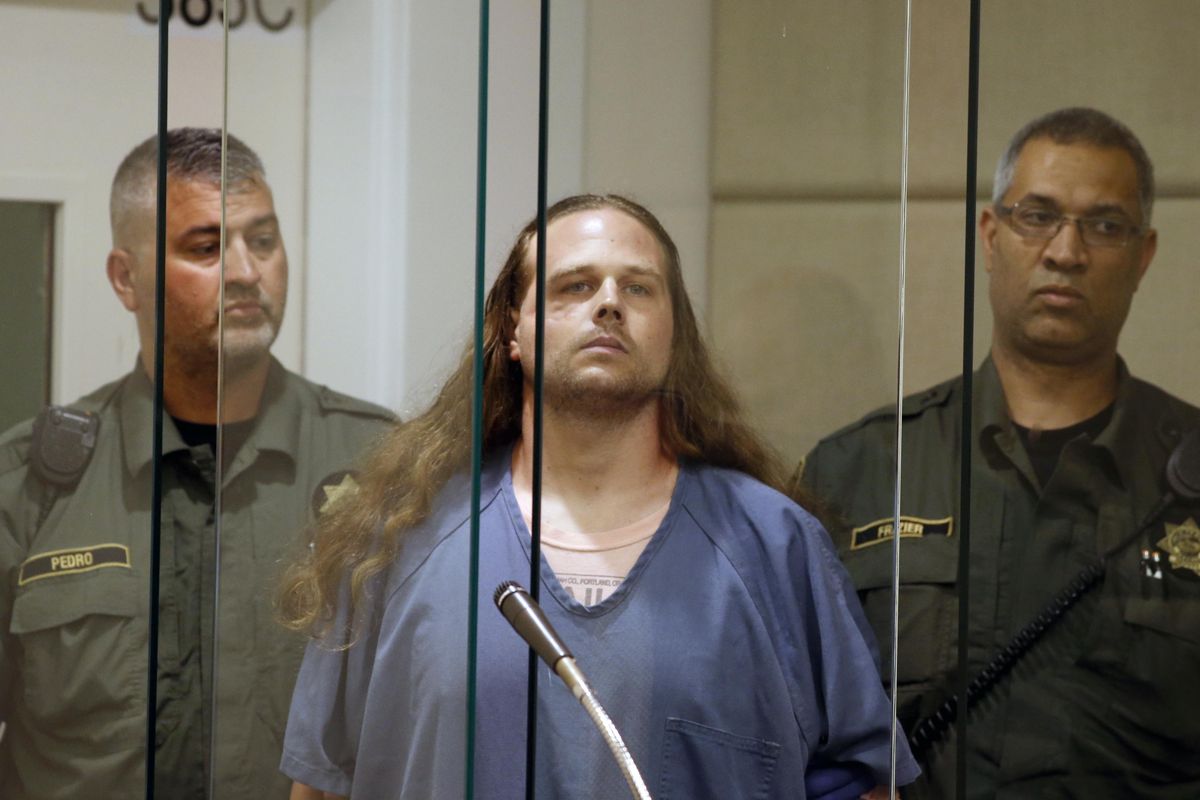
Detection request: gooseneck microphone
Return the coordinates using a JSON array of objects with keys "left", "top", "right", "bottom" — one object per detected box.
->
[
  {"left": 493, "top": 580, "right": 585, "bottom": 695},
  {"left": 494, "top": 581, "right": 652, "bottom": 800}
]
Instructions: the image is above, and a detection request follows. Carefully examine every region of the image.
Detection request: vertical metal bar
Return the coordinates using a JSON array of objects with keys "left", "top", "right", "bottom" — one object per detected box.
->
[
  {"left": 958, "top": 1, "right": 983, "bottom": 795},
  {"left": 207, "top": 5, "right": 232, "bottom": 798},
  {"left": 525, "top": 1, "right": 551, "bottom": 796},
  {"left": 888, "top": 0, "right": 915, "bottom": 796},
  {"left": 145, "top": 1, "right": 170, "bottom": 796},
  {"left": 465, "top": 1, "right": 491, "bottom": 797}
]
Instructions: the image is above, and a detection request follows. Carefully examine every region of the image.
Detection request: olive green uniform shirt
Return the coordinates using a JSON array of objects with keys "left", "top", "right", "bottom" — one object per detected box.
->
[
  {"left": 0, "top": 359, "right": 392, "bottom": 799},
  {"left": 803, "top": 357, "right": 1200, "bottom": 799}
]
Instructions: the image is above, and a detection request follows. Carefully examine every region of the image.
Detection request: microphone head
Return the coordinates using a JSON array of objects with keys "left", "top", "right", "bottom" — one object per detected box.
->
[
  {"left": 1167, "top": 429, "right": 1200, "bottom": 501},
  {"left": 493, "top": 579, "right": 573, "bottom": 667},
  {"left": 493, "top": 580, "right": 525, "bottom": 610}
]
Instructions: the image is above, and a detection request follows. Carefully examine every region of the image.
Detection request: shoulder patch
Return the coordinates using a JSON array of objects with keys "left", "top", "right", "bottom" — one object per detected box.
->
[
  {"left": 850, "top": 515, "right": 954, "bottom": 551},
  {"left": 19, "top": 544, "right": 131, "bottom": 585}
]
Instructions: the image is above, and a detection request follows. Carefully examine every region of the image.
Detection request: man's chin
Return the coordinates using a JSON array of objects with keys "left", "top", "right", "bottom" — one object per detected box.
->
[
  {"left": 216, "top": 326, "right": 278, "bottom": 368},
  {"left": 545, "top": 374, "right": 661, "bottom": 417},
  {"left": 1019, "top": 329, "right": 1108, "bottom": 365}
]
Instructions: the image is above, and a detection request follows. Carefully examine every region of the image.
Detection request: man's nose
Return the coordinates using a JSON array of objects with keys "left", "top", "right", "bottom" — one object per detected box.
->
[
  {"left": 1042, "top": 218, "right": 1089, "bottom": 271},
  {"left": 224, "top": 238, "right": 262, "bottom": 284},
  {"left": 594, "top": 279, "right": 624, "bottom": 322}
]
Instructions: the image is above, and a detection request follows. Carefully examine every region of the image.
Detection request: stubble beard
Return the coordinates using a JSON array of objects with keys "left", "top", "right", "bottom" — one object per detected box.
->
[
  {"left": 542, "top": 357, "right": 664, "bottom": 422},
  {"left": 170, "top": 307, "right": 281, "bottom": 383}
]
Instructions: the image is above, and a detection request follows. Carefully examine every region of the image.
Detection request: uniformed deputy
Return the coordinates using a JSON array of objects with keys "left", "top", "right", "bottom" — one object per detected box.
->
[
  {"left": 802, "top": 107, "right": 1200, "bottom": 799},
  {"left": 0, "top": 129, "right": 392, "bottom": 799}
]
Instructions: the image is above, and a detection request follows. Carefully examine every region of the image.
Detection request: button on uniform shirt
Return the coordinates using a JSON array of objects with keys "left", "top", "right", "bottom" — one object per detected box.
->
[
  {"left": 802, "top": 356, "right": 1200, "bottom": 799},
  {"left": 0, "top": 359, "right": 392, "bottom": 800}
]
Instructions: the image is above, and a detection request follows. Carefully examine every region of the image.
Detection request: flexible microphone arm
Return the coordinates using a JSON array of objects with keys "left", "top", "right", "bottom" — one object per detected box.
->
[{"left": 494, "top": 581, "right": 653, "bottom": 800}]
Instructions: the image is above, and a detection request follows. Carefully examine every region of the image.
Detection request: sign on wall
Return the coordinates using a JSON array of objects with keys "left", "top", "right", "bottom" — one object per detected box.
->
[{"left": 136, "top": 0, "right": 296, "bottom": 31}]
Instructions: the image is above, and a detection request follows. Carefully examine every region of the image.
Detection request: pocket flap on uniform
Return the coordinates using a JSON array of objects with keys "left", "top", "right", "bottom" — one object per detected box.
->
[
  {"left": 11, "top": 567, "right": 140, "bottom": 634},
  {"left": 1123, "top": 596, "right": 1200, "bottom": 645},
  {"left": 844, "top": 532, "right": 959, "bottom": 591}
]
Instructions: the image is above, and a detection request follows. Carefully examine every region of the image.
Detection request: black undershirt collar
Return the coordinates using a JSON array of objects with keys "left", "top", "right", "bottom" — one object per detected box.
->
[
  {"left": 171, "top": 417, "right": 256, "bottom": 462},
  {"left": 1012, "top": 403, "right": 1115, "bottom": 488}
]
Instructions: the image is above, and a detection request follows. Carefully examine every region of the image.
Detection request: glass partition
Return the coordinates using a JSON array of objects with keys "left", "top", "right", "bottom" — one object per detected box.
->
[
  {"left": 215, "top": 1, "right": 483, "bottom": 798},
  {"left": 15, "top": 3, "right": 1199, "bottom": 799},
  {"left": 210, "top": 3, "right": 316, "bottom": 796}
]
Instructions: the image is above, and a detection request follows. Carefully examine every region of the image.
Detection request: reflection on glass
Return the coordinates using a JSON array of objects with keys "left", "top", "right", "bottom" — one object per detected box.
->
[
  {"left": 174, "top": 124, "right": 394, "bottom": 800},
  {"left": 261, "top": 3, "right": 482, "bottom": 799},
  {"left": 213, "top": 4, "right": 398, "bottom": 798}
]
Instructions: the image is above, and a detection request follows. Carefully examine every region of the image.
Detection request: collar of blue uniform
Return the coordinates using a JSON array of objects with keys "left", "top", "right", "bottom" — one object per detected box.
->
[
  {"left": 119, "top": 356, "right": 300, "bottom": 479},
  {"left": 975, "top": 353, "right": 1133, "bottom": 492}
]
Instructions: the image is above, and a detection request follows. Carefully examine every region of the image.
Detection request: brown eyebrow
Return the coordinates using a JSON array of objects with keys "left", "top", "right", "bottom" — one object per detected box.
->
[
  {"left": 178, "top": 224, "right": 221, "bottom": 240},
  {"left": 549, "top": 263, "right": 663, "bottom": 281},
  {"left": 1082, "top": 203, "right": 1136, "bottom": 219},
  {"left": 177, "top": 214, "right": 279, "bottom": 241},
  {"left": 244, "top": 213, "right": 281, "bottom": 230}
]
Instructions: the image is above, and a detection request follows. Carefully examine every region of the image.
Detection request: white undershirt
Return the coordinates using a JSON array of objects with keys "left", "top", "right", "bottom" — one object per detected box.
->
[{"left": 516, "top": 476, "right": 675, "bottom": 607}]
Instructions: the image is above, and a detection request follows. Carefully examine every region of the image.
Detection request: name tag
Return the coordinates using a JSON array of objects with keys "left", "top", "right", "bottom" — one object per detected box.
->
[
  {"left": 850, "top": 516, "right": 954, "bottom": 551},
  {"left": 19, "top": 544, "right": 132, "bottom": 586}
]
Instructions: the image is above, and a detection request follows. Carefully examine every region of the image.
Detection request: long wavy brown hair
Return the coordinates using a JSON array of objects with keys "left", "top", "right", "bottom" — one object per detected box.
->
[{"left": 278, "top": 194, "right": 821, "bottom": 638}]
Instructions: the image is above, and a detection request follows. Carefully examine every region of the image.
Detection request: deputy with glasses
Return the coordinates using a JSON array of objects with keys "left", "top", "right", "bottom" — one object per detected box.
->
[{"left": 799, "top": 107, "right": 1200, "bottom": 798}]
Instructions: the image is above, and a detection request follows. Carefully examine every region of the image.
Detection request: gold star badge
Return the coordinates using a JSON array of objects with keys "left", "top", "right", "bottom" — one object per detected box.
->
[
  {"left": 312, "top": 471, "right": 361, "bottom": 517},
  {"left": 1158, "top": 517, "right": 1200, "bottom": 577}
]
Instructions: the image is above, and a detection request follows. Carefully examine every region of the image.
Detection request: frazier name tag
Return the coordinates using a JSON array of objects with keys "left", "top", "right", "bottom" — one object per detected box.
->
[
  {"left": 850, "top": 516, "right": 954, "bottom": 551},
  {"left": 19, "top": 544, "right": 131, "bottom": 586}
]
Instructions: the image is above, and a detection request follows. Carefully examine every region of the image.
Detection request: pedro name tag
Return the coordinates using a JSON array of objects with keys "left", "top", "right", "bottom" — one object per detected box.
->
[{"left": 19, "top": 544, "right": 131, "bottom": 586}]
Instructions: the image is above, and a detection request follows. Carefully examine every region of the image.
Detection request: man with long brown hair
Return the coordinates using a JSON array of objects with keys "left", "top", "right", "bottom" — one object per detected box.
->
[{"left": 280, "top": 194, "right": 916, "bottom": 798}]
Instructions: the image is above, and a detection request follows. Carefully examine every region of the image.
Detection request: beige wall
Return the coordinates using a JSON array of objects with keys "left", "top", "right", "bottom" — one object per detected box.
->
[{"left": 711, "top": 0, "right": 1200, "bottom": 464}]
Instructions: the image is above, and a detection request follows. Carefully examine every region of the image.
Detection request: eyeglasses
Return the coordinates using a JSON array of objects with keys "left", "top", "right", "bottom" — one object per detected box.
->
[{"left": 995, "top": 201, "right": 1144, "bottom": 248}]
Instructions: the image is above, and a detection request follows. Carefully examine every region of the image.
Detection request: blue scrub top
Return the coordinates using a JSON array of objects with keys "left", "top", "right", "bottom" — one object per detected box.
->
[{"left": 282, "top": 454, "right": 919, "bottom": 798}]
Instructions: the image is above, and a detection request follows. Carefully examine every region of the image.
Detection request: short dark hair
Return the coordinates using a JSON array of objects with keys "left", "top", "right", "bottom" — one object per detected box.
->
[
  {"left": 992, "top": 107, "right": 1155, "bottom": 224},
  {"left": 109, "top": 127, "right": 266, "bottom": 242}
]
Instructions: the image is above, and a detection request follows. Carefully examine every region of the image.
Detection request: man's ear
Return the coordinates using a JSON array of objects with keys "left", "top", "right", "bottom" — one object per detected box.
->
[
  {"left": 508, "top": 309, "right": 522, "bottom": 362},
  {"left": 107, "top": 249, "right": 141, "bottom": 311},
  {"left": 978, "top": 206, "right": 998, "bottom": 273},
  {"left": 1133, "top": 228, "right": 1157, "bottom": 290}
]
